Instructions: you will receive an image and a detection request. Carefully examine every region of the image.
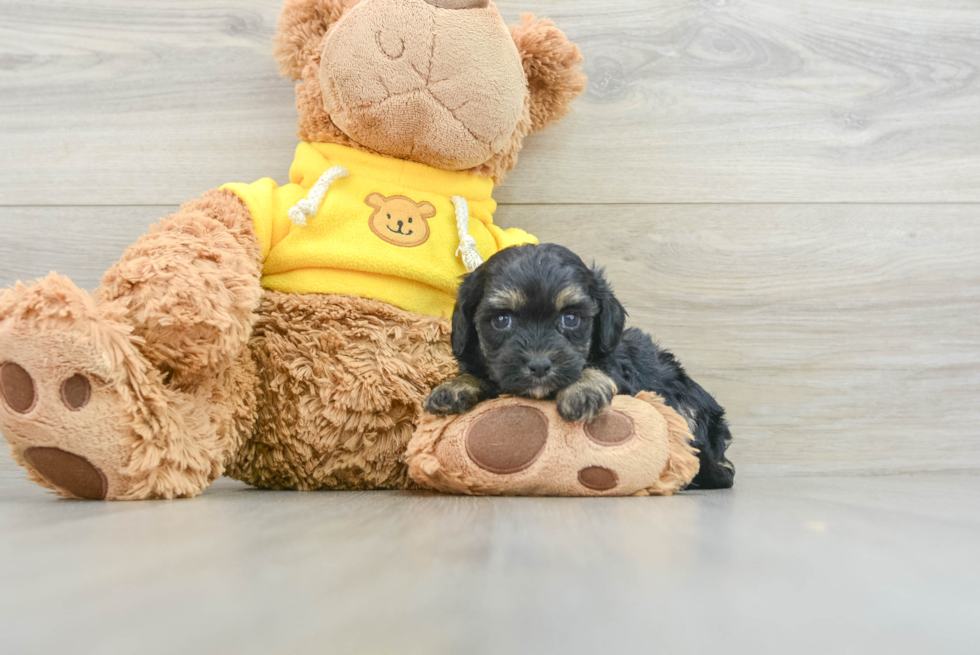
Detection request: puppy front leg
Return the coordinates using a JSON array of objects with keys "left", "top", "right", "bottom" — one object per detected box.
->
[
  {"left": 424, "top": 374, "right": 486, "bottom": 415},
  {"left": 556, "top": 369, "right": 618, "bottom": 422}
]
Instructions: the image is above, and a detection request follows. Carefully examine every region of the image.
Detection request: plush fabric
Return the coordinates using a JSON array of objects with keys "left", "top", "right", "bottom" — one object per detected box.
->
[
  {"left": 285, "top": 2, "right": 586, "bottom": 184},
  {"left": 0, "top": 0, "right": 585, "bottom": 500},
  {"left": 223, "top": 142, "right": 535, "bottom": 317},
  {"left": 0, "top": 272, "right": 258, "bottom": 500},
  {"left": 1, "top": 270, "right": 451, "bottom": 499},
  {"left": 406, "top": 392, "right": 702, "bottom": 496},
  {"left": 318, "top": 0, "right": 527, "bottom": 170},
  {"left": 228, "top": 291, "right": 455, "bottom": 490},
  {"left": 96, "top": 188, "right": 263, "bottom": 386}
]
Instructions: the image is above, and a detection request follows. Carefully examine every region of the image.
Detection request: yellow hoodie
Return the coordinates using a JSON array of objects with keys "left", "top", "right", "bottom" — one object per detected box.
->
[{"left": 223, "top": 143, "right": 536, "bottom": 317}]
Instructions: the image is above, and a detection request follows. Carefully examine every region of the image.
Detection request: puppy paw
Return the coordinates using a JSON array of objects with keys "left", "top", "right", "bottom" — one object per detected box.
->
[
  {"left": 556, "top": 369, "right": 617, "bottom": 422},
  {"left": 424, "top": 375, "right": 483, "bottom": 415}
]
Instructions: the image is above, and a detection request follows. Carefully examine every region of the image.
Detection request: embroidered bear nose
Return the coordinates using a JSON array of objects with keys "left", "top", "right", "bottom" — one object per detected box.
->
[{"left": 424, "top": 0, "right": 489, "bottom": 9}]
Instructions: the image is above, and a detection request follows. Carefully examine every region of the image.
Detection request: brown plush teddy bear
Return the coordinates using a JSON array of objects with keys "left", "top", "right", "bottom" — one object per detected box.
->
[{"left": 0, "top": 0, "right": 586, "bottom": 500}]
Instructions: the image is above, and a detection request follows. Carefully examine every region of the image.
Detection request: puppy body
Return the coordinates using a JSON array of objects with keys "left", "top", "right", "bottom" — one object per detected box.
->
[{"left": 425, "top": 243, "right": 734, "bottom": 489}]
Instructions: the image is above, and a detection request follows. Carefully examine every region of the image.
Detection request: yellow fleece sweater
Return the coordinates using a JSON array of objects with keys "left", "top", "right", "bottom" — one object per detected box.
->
[{"left": 223, "top": 143, "right": 536, "bottom": 317}]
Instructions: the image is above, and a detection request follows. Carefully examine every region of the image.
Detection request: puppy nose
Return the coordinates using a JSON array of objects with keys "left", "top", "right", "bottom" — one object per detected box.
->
[
  {"left": 424, "top": 0, "right": 490, "bottom": 9},
  {"left": 527, "top": 356, "right": 553, "bottom": 378}
]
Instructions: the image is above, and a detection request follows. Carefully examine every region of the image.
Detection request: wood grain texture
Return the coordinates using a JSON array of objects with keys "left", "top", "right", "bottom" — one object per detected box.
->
[
  {"left": 2, "top": 203, "right": 978, "bottom": 476},
  {"left": 496, "top": 203, "right": 980, "bottom": 475},
  {"left": 1, "top": 0, "right": 979, "bottom": 205},
  {"left": 0, "top": 206, "right": 176, "bottom": 291},
  {"left": 2, "top": 470, "right": 979, "bottom": 654}
]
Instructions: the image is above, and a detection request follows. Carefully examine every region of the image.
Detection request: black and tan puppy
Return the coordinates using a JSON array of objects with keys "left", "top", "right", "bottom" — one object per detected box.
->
[{"left": 425, "top": 243, "right": 735, "bottom": 489}]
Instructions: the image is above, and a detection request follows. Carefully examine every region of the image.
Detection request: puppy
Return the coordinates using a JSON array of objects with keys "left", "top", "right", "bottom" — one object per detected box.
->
[{"left": 425, "top": 243, "right": 735, "bottom": 489}]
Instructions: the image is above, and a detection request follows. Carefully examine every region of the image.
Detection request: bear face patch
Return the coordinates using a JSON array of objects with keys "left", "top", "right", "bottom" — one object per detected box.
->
[{"left": 365, "top": 193, "right": 434, "bottom": 247}]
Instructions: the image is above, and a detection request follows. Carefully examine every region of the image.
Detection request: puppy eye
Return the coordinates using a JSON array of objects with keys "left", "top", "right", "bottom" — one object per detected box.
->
[
  {"left": 491, "top": 315, "right": 513, "bottom": 330},
  {"left": 560, "top": 313, "right": 580, "bottom": 329}
]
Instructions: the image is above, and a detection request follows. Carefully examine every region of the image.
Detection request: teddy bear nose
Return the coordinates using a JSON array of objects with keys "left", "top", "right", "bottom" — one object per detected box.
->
[{"left": 424, "top": 0, "right": 489, "bottom": 9}]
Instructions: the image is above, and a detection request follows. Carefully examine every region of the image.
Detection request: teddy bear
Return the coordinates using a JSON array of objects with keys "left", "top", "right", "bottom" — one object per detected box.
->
[{"left": 0, "top": 0, "right": 587, "bottom": 500}]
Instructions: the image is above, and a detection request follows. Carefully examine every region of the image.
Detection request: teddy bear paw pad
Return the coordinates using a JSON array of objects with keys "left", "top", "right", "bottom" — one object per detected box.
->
[
  {"left": 465, "top": 405, "right": 548, "bottom": 474},
  {"left": 60, "top": 374, "right": 92, "bottom": 411},
  {"left": 577, "top": 465, "right": 618, "bottom": 491},
  {"left": 584, "top": 410, "right": 634, "bottom": 446},
  {"left": 0, "top": 362, "right": 37, "bottom": 414},
  {"left": 22, "top": 447, "right": 107, "bottom": 500}
]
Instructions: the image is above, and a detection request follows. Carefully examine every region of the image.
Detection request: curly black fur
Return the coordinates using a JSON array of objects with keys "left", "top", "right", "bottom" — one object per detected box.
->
[{"left": 425, "top": 243, "right": 734, "bottom": 489}]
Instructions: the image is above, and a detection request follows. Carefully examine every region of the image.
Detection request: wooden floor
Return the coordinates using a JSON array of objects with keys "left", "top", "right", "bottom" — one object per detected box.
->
[
  {"left": 1, "top": 1, "right": 979, "bottom": 651},
  {"left": 2, "top": 458, "right": 979, "bottom": 654}
]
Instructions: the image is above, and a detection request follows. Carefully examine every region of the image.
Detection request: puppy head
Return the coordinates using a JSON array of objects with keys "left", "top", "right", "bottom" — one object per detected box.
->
[{"left": 452, "top": 244, "right": 626, "bottom": 398}]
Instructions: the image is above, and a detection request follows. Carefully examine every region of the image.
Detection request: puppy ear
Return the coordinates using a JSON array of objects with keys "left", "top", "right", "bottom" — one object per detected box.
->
[
  {"left": 589, "top": 266, "right": 626, "bottom": 359},
  {"left": 451, "top": 268, "right": 486, "bottom": 363},
  {"left": 274, "top": 0, "right": 356, "bottom": 80},
  {"left": 510, "top": 14, "right": 587, "bottom": 133}
]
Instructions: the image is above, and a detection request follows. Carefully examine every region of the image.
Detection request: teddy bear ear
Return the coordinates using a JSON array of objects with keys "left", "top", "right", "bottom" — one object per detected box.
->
[
  {"left": 273, "top": 0, "right": 357, "bottom": 81},
  {"left": 510, "top": 14, "right": 587, "bottom": 134},
  {"left": 365, "top": 192, "right": 386, "bottom": 208},
  {"left": 418, "top": 202, "right": 437, "bottom": 219}
]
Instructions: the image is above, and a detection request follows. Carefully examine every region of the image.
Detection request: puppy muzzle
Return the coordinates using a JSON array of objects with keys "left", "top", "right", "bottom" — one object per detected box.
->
[{"left": 490, "top": 347, "right": 586, "bottom": 399}]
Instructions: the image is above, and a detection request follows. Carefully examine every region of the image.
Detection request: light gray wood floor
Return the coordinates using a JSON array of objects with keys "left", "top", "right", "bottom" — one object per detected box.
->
[
  {"left": 2, "top": 458, "right": 979, "bottom": 655},
  {"left": 1, "top": 1, "right": 979, "bottom": 651}
]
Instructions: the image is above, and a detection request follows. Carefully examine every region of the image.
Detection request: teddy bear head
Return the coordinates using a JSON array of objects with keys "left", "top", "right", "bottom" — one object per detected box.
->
[{"left": 274, "top": 0, "right": 586, "bottom": 181}]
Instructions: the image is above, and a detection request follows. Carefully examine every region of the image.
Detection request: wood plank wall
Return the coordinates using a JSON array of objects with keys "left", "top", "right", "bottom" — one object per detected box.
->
[{"left": 1, "top": 0, "right": 978, "bottom": 476}]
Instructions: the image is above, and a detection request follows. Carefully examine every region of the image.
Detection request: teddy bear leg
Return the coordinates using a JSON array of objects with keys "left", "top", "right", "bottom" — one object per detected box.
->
[
  {"left": 406, "top": 393, "right": 702, "bottom": 497},
  {"left": 226, "top": 291, "right": 456, "bottom": 491},
  {"left": 0, "top": 190, "right": 261, "bottom": 499},
  {"left": 96, "top": 189, "right": 263, "bottom": 386}
]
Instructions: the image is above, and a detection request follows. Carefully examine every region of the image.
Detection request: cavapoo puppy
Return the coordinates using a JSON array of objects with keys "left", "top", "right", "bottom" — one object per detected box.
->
[{"left": 424, "top": 243, "right": 735, "bottom": 489}]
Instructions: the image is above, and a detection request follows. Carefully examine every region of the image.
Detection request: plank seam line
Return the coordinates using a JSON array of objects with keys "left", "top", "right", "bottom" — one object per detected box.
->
[{"left": 3, "top": 202, "right": 980, "bottom": 209}]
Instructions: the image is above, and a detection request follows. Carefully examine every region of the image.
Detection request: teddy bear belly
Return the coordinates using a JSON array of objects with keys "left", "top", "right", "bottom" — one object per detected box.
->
[{"left": 225, "top": 289, "right": 455, "bottom": 491}]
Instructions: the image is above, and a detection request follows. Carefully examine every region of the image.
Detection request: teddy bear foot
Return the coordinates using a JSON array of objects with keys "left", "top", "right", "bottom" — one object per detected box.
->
[
  {"left": 0, "top": 275, "right": 166, "bottom": 500},
  {"left": 407, "top": 393, "right": 702, "bottom": 497}
]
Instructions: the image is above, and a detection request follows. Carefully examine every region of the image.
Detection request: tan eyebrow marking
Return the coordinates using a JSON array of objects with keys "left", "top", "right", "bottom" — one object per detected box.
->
[
  {"left": 555, "top": 285, "right": 589, "bottom": 310},
  {"left": 486, "top": 288, "right": 527, "bottom": 311}
]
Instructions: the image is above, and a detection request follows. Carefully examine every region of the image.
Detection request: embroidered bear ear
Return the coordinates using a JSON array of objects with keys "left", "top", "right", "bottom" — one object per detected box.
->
[
  {"left": 365, "top": 192, "right": 386, "bottom": 209},
  {"left": 510, "top": 14, "right": 587, "bottom": 134},
  {"left": 274, "top": 0, "right": 359, "bottom": 81},
  {"left": 419, "top": 201, "right": 437, "bottom": 219}
]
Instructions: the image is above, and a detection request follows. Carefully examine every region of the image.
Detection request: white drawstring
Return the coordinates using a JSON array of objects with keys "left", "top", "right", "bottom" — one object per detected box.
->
[
  {"left": 287, "top": 166, "right": 482, "bottom": 272},
  {"left": 287, "top": 166, "right": 349, "bottom": 226},
  {"left": 452, "top": 195, "right": 483, "bottom": 273}
]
